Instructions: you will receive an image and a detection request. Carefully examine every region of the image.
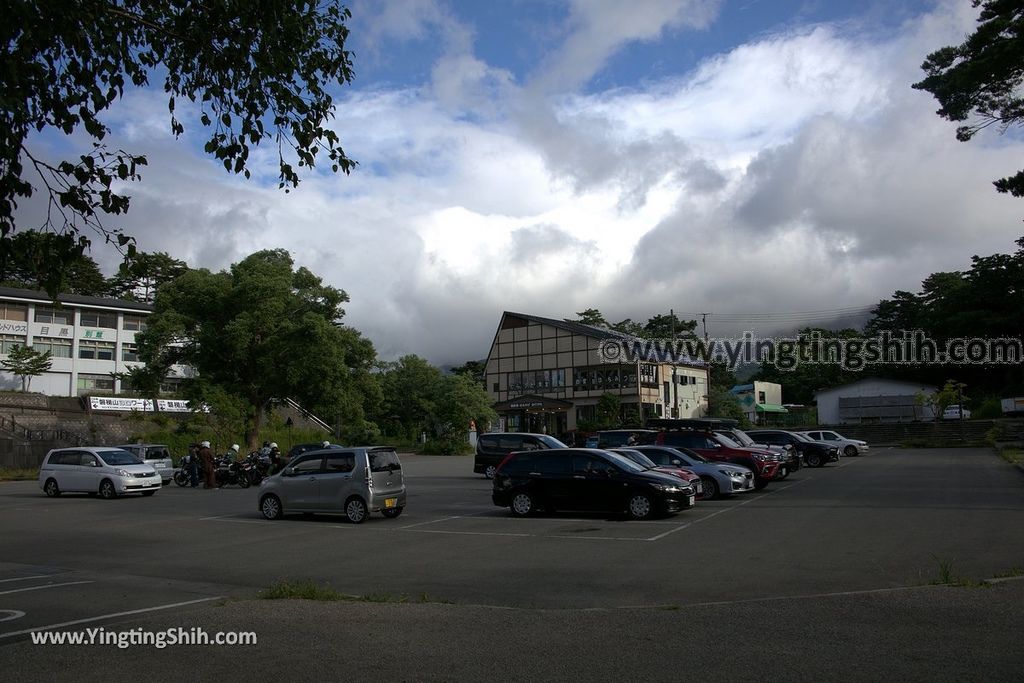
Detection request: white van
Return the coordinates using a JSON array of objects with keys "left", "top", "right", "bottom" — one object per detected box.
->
[
  {"left": 39, "top": 447, "right": 161, "bottom": 499},
  {"left": 116, "top": 443, "right": 175, "bottom": 484}
]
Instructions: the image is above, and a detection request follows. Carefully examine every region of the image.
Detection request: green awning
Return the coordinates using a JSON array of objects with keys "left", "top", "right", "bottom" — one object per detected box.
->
[{"left": 755, "top": 403, "right": 789, "bottom": 413}]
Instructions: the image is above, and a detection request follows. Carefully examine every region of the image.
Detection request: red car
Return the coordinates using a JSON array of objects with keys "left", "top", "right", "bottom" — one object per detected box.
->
[
  {"left": 610, "top": 448, "right": 706, "bottom": 499},
  {"left": 647, "top": 418, "right": 781, "bottom": 489}
]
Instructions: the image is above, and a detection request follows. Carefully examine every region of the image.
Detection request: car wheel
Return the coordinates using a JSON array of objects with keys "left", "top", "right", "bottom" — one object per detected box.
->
[
  {"left": 98, "top": 479, "right": 117, "bottom": 500},
  {"left": 510, "top": 492, "right": 534, "bottom": 517},
  {"left": 382, "top": 507, "right": 403, "bottom": 519},
  {"left": 628, "top": 494, "right": 654, "bottom": 520},
  {"left": 43, "top": 478, "right": 61, "bottom": 497},
  {"left": 345, "top": 496, "right": 368, "bottom": 524},
  {"left": 699, "top": 476, "right": 719, "bottom": 500},
  {"left": 141, "top": 491, "right": 156, "bottom": 497},
  {"left": 805, "top": 452, "right": 822, "bottom": 468},
  {"left": 261, "top": 495, "right": 283, "bottom": 520},
  {"left": 844, "top": 445, "right": 858, "bottom": 457},
  {"left": 484, "top": 465, "right": 497, "bottom": 479}
]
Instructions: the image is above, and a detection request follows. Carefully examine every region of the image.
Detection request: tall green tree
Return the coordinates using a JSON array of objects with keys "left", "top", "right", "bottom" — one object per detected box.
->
[
  {"left": 426, "top": 374, "right": 497, "bottom": 453},
  {"left": 0, "top": 344, "right": 52, "bottom": 391},
  {"left": 568, "top": 309, "right": 608, "bottom": 327},
  {"left": 0, "top": 230, "right": 108, "bottom": 296},
  {"left": 137, "top": 249, "right": 376, "bottom": 448},
  {"left": 450, "top": 359, "right": 486, "bottom": 387},
  {"left": 107, "top": 251, "right": 189, "bottom": 303},
  {"left": 913, "top": 0, "right": 1024, "bottom": 197},
  {"left": 2, "top": 1, "right": 358, "bottom": 295},
  {"left": 375, "top": 355, "right": 443, "bottom": 439},
  {"left": 643, "top": 313, "right": 698, "bottom": 340}
]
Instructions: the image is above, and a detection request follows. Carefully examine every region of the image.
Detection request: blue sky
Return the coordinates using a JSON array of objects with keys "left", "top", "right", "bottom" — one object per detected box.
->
[{"left": 16, "top": 0, "right": 1024, "bottom": 365}]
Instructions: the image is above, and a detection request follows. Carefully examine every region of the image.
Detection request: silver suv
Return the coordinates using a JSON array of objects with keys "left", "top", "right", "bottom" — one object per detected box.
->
[{"left": 257, "top": 446, "right": 406, "bottom": 523}]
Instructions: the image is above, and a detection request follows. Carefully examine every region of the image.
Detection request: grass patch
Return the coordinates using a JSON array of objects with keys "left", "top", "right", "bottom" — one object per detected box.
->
[
  {"left": 0, "top": 467, "right": 38, "bottom": 482},
  {"left": 925, "top": 558, "right": 989, "bottom": 589},
  {"left": 258, "top": 580, "right": 450, "bottom": 604},
  {"left": 899, "top": 439, "right": 988, "bottom": 449},
  {"left": 997, "top": 448, "right": 1023, "bottom": 466},
  {"left": 991, "top": 567, "right": 1024, "bottom": 579}
]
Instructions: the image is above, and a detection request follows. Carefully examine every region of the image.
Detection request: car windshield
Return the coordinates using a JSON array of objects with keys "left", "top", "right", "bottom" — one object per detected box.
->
[
  {"left": 725, "top": 430, "right": 755, "bottom": 446},
  {"left": 602, "top": 451, "right": 646, "bottom": 473},
  {"left": 538, "top": 435, "right": 567, "bottom": 448},
  {"left": 97, "top": 450, "right": 142, "bottom": 466},
  {"left": 791, "top": 432, "right": 813, "bottom": 442},
  {"left": 715, "top": 433, "right": 741, "bottom": 448},
  {"left": 673, "top": 448, "right": 707, "bottom": 464},
  {"left": 612, "top": 449, "right": 656, "bottom": 469}
]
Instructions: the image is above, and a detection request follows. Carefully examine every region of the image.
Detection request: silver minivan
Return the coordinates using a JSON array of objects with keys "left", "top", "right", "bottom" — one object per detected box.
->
[
  {"left": 257, "top": 446, "right": 406, "bottom": 523},
  {"left": 116, "top": 443, "right": 175, "bottom": 484},
  {"left": 38, "top": 447, "right": 162, "bottom": 499}
]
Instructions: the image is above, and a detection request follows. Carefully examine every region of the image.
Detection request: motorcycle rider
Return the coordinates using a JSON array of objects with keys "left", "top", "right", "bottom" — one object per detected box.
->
[
  {"left": 198, "top": 440, "right": 215, "bottom": 489},
  {"left": 268, "top": 442, "right": 282, "bottom": 474},
  {"left": 186, "top": 442, "right": 200, "bottom": 487}
]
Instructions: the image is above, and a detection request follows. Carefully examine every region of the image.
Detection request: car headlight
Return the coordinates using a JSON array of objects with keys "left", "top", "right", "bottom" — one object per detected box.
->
[
  {"left": 753, "top": 454, "right": 767, "bottom": 462},
  {"left": 649, "top": 483, "right": 681, "bottom": 493},
  {"left": 117, "top": 469, "right": 130, "bottom": 477}
]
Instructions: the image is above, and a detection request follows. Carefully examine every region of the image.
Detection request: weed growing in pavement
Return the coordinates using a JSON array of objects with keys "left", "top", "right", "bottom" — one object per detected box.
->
[{"left": 259, "top": 580, "right": 452, "bottom": 604}]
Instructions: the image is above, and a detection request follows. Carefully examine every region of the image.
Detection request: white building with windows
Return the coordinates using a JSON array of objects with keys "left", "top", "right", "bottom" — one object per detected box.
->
[{"left": 0, "top": 287, "right": 189, "bottom": 397}]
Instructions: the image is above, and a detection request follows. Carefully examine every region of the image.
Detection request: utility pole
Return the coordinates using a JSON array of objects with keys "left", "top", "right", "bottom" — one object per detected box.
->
[{"left": 701, "top": 312, "right": 711, "bottom": 417}]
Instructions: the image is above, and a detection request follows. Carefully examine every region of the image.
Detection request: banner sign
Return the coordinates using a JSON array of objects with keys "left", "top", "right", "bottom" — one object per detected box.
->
[{"left": 89, "top": 397, "right": 209, "bottom": 413}]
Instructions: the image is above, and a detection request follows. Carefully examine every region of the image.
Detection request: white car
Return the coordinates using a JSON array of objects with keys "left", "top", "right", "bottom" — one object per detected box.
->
[
  {"left": 39, "top": 447, "right": 161, "bottom": 499},
  {"left": 800, "top": 430, "right": 869, "bottom": 457},
  {"left": 942, "top": 405, "right": 972, "bottom": 420}
]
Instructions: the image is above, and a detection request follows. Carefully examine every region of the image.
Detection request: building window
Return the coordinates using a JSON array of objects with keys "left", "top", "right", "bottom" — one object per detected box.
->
[
  {"left": 78, "top": 340, "right": 116, "bottom": 360},
  {"left": 77, "top": 373, "right": 115, "bottom": 395},
  {"left": 32, "top": 337, "right": 72, "bottom": 358},
  {"left": 121, "top": 343, "right": 139, "bottom": 362},
  {"left": 79, "top": 309, "right": 117, "bottom": 329},
  {"left": 0, "top": 303, "right": 27, "bottom": 321},
  {"left": 35, "top": 307, "right": 73, "bottom": 325},
  {"left": 758, "top": 391, "right": 766, "bottom": 404},
  {"left": 507, "top": 369, "right": 567, "bottom": 395},
  {"left": 0, "top": 335, "right": 27, "bottom": 354},
  {"left": 123, "top": 314, "right": 148, "bottom": 331},
  {"left": 640, "top": 364, "right": 658, "bottom": 387},
  {"left": 160, "top": 378, "right": 182, "bottom": 394}
]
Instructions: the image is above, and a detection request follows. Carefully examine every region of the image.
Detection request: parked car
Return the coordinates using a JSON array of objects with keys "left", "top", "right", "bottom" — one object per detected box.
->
[
  {"left": 475, "top": 432, "right": 566, "bottom": 478},
  {"left": 646, "top": 418, "right": 780, "bottom": 489},
  {"left": 609, "top": 448, "right": 704, "bottom": 498},
  {"left": 39, "top": 447, "right": 161, "bottom": 499},
  {"left": 492, "top": 448, "right": 695, "bottom": 520},
  {"left": 258, "top": 446, "right": 406, "bottom": 523},
  {"left": 116, "top": 443, "right": 175, "bottom": 485},
  {"left": 799, "top": 430, "right": 869, "bottom": 457},
  {"left": 713, "top": 427, "right": 799, "bottom": 478},
  {"left": 746, "top": 430, "right": 840, "bottom": 468},
  {"left": 942, "top": 405, "right": 972, "bottom": 420},
  {"left": 596, "top": 429, "right": 657, "bottom": 447},
  {"left": 633, "top": 445, "right": 755, "bottom": 499}
]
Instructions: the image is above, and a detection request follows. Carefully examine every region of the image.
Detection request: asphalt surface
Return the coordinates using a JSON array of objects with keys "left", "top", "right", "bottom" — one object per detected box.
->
[{"left": 1, "top": 447, "right": 1023, "bottom": 680}]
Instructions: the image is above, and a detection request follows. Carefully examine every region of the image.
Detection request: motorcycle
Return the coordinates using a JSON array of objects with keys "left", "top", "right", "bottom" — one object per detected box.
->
[
  {"left": 241, "top": 451, "right": 271, "bottom": 487},
  {"left": 214, "top": 455, "right": 250, "bottom": 488},
  {"left": 173, "top": 454, "right": 199, "bottom": 487}
]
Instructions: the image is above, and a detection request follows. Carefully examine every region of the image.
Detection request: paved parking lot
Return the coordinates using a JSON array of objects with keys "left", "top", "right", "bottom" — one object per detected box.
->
[{"left": 2, "top": 447, "right": 1024, "bottom": 679}]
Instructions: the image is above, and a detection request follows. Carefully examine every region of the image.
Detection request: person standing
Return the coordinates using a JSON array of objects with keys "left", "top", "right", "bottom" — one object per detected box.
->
[
  {"left": 186, "top": 442, "right": 200, "bottom": 487},
  {"left": 198, "top": 440, "right": 215, "bottom": 489}
]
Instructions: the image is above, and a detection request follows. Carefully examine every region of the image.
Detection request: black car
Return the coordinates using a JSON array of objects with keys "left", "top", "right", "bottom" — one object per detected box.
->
[
  {"left": 287, "top": 442, "right": 342, "bottom": 461},
  {"left": 474, "top": 432, "right": 566, "bottom": 478},
  {"left": 745, "top": 430, "right": 839, "bottom": 468},
  {"left": 491, "top": 448, "right": 695, "bottom": 520},
  {"left": 595, "top": 429, "right": 657, "bottom": 448}
]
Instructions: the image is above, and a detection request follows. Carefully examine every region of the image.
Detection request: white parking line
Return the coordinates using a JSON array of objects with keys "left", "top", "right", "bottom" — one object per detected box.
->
[
  {"left": 0, "top": 596, "right": 225, "bottom": 640},
  {"left": 0, "top": 576, "right": 46, "bottom": 584},
  {"left": 403, "top": 528, "right": 533, "bottom": 538},
  {"left": 199, "top": 515, "right": 267, "bottom": 524},
  {"left": 0, "top": 581, "right": 94, "bottom": 596}
]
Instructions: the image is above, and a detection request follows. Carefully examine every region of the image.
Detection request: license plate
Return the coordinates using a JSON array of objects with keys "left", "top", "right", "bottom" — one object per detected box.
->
[
  {"left": 688, "top": 495, "right": 695, "bottom": 506},
  {"left": 694, "top": 483, "right": 702, "bottom": 494},
  {"left": 384, "top": 498, "right": 397, "bottom": 508}
]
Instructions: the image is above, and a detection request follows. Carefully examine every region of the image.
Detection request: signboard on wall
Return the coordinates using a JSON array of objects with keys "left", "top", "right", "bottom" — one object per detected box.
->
[
  {"left": 90, "top": 397, "right": 153, "bottom": 412},
  {"left": 0, "top": 322, "right": 27, "bottom": 334},
  {"left": 89, "top": 397, "right": 209, "bottom": 413}
]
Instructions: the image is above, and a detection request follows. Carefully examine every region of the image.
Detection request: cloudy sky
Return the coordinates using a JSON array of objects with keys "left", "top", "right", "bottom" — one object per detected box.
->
[{"left": 18, "top": 0, "right": 1024, "bottom": 365}]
